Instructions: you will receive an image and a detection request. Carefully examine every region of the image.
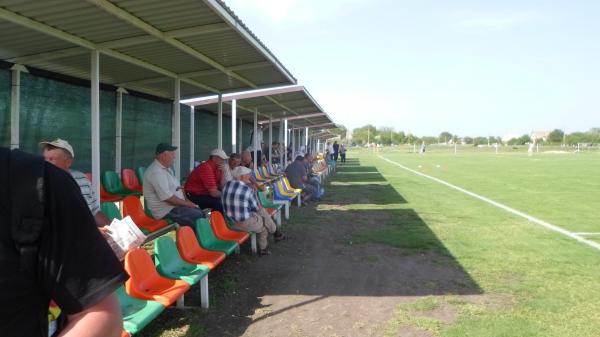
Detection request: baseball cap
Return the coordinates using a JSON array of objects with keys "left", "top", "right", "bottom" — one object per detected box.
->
[
  {"left": 156, "top": 143, "right": 177, "bottom": 154},
  {"left": 39, "top": 138, "right": 75, "bottom": 158},
  {"left": 210, "top": 148, "right": 229, "bottom": 160},
  {"left": 232, "top": 166, "right": 252, "bottom": 179}
]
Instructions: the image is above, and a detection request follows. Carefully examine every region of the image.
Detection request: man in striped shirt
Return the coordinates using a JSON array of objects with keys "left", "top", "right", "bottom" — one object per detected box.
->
[
  {"left": 222, "top": 166, "right": 285, "bottom": 255},
  {"left": 40, "top": 139, "right": 111, "bottom": 228}
]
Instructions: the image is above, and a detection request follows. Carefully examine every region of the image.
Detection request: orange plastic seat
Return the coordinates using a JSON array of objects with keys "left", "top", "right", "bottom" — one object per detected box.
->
[
  {"left": 121, "top": 168, "right": 143, "bottom": 193},
  {"left": 85, "top": 172, "right": 122, "bottom": 202},
  {"left": 124, "top": 248, "right": 190, "bottom": 307},
  {"left": 176, "top": 227, "right": 226, "bottom": 270},
  {"left": 265, "top": 207, "right": 277, "bottom": 216},
  {"left": 209, "top": 211, "right": 249, "bottom": 244},
  {"left": 122, "top": 196, "right": 169, "bottom": 233}
]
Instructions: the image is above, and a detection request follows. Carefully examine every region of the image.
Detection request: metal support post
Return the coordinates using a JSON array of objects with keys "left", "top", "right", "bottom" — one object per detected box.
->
[
  {"left": 268, "top": 115, "right": 273, "bottom": 165},
  {"left": 253, "top": 109, "right": 258, "bottom": 168},
  {"left": 217, "top": 93, "right": 223, "bottom": 150},
  {"left": 190, "top": 106, "right": 195, "bottom": 172},
  {"left": 231, "top": 99, "right": 237, "bottom": 154},
  {"left": 115, "top": 87, "right": 127, "bottom": 173},
  {"left": 172, "top": 78, "right": 181, "bottom": 180},
  {"left": 10, "top": 64, "right": 27, "bottom": 149},
  {"left": 91, "top": 50, "right": 101, "bottom": 211}
]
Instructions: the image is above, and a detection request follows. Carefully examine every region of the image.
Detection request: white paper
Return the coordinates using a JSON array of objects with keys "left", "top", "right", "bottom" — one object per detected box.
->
[{"left": 106, "top": 216, "right": 147, "bottom": 260}]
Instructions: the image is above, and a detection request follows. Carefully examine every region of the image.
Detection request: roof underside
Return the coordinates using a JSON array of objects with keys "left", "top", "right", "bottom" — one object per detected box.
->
[
  {"left": 0, "top": 0, "right": 296, "bottom": 99},
  {"left": 196, "top": 88, "right": 334, "bottom": 129}
]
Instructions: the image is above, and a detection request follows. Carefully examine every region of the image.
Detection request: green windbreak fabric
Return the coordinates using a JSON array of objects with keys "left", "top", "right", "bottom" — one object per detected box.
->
[{"left": 0, "top": 69, "right": 9, "bottom": 147}]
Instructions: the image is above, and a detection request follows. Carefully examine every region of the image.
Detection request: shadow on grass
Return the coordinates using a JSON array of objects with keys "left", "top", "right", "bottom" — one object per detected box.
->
[{"left": 139, "top": 156, "right": 482, "bottom": 337}]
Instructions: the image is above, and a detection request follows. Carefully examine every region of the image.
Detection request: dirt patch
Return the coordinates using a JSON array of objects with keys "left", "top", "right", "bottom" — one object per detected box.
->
[{"left": 140, "top": 164, "right": 483, "bottom": 337}]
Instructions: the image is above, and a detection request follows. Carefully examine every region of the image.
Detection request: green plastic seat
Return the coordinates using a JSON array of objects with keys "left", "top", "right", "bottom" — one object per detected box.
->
[
  {"left": 136, "top": 167, "right": 146, "bottom": 187},
  {"left": 154, "top": 236, "right": 209, "bottom": 285},
  {"left": 116, "top": 286, "right": 164, "bottom": 335},
  {"left": 258, "top": 190, "right": 282, "bottom": 211},
  {"left": 101, "top": 202, "right": 122, "bottom": 221},
  {"left": 194, "top": 218, "right": 238, "bottom": 256},
  {"left": 102, "top": 171, "right": 141, "bottom": 197}
]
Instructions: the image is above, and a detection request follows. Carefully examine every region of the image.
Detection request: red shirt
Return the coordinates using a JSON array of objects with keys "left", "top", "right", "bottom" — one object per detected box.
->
[{"left": 185, "top": 160, "right": 222, "bottom": 196}]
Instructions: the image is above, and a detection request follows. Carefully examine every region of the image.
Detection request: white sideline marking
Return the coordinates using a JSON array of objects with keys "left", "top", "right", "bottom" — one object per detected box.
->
[
  {"left": 378, "top": 155, "right": 600, "bottom": 252},
  {"left": 574, "top": 233, "right": 600, "bottom": 236}
]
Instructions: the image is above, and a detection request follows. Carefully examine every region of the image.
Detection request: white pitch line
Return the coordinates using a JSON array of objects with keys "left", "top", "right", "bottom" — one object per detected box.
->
[
  {"left": 377, "top": 155, "right": 600, "bottom": 252},
  {"left": 574, "top": 233, "right": 600, "bottom": 236}
]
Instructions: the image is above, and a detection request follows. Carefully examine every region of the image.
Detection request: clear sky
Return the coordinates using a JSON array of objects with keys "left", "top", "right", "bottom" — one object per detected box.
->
[{"left": 228, "top": 0, "right": 600, "bottom": 138}]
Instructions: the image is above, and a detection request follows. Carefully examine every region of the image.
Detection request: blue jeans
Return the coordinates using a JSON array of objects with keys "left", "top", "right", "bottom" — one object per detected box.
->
[{"left": 164, "top": 206, "right": 205, "bottom": 228}]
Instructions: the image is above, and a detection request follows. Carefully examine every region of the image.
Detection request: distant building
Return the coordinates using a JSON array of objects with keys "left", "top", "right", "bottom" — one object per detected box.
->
[{"left": 530, "top": 130, "right": 551, "bottom": 142}]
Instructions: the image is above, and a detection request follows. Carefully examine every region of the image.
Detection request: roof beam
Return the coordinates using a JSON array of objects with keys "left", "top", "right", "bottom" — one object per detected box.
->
[
  {"left": 6, "top": 23, "right": 232, "bottom": 64},
  {"left": 0, "top": 6, "right": 219, "bottom": 95},
  {"left": 182, "top": 85, "right": 305, "bottom": 106},
  {"left": 258, "top": 112, "right": 326, "bottom": 124}
]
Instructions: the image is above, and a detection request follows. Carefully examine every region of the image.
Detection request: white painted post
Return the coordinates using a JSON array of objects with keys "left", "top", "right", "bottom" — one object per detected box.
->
[
  {"left": 200, "top": 275, "right": 209, "bottom": 309},
  {"left": 291, "top": 129, "right": 296, "bottom": 157},
  {"left": 253, "top": 109, "right": 258, "bottom": 168},
  {"left": 268, "top": 115, "right": 273, "bottom": 165},
  {"left": 279, "top": 119, "right": 284, "bottom": 165},
  {"left": 217, "top": 93, "right": 223, "bottom": 150},
  {"left": 10, "top": 64, "right": 26, "bottom": 149},
  {"left": 231, "top": 99, "right": 237, "bottom": 154},
  {"left": 283, "top": 119, "right": 288, "bottom": 167},
  {"left": 305, "top": 128, "right": 309, "bottom": 147},
  {"left": 190, "top": 106, "right": 195, "bottom": 172},
  {"left": 115, "top": 87, "right": 127, "bottom": 173},
  {"left": 90, "top": 50, "right": 101, "bottom": 210},
  {"left": 172, "top": 78, "right": 181, "bottom": 181}
]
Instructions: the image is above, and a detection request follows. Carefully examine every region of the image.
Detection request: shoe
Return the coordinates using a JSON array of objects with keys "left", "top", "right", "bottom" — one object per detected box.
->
[
  {"left": 258, "top": 248, "right": 271, "bottom": 256},
  {"left": 274, "top": 233, "right": 287, "bottom": 242}
]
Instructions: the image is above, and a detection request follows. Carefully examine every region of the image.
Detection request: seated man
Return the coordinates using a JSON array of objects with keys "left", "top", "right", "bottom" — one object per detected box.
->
[
  {"left": 304, "top": 154, "right": 324, "bottom": 197},
  {"left": 184, "top": 148, "right": 228, "bottom": 212},
  {"left": 144, "top": 143, "right": 204, "bottom": 228},
  {"left": 285, "top": 156, "right": 320, "bottom": 202},
  {"left": 220, "top": 152, "right": 241, "bottom": 187},
  {"left": 222, "top": 166, "right": 286, "bottom": 256},
  {"left": 241, "top": 150, "right": 254, "bottom": 169},
  {"left": 40, "top": 138, "right": 111, "bottom": 228}
]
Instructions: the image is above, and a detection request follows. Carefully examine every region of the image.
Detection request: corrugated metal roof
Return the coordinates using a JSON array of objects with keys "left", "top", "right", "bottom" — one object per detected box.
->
[{"left": 0, "top": 0, "right": 296, "bottom": 99}]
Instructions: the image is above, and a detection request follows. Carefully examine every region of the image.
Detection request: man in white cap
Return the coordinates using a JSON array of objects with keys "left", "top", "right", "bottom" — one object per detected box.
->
[
  {"left": 40, "top": 138, "right": 111, "bottom": 227},
  {"left": 222, "top": 166, "right": 286, "bottom": 256},
  {"left": 184, "top": 148, "right": 229, "bottom": 212}
]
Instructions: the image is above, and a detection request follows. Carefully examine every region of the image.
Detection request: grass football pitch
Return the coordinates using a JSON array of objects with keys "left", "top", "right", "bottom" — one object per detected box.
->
[{"left": 346, "top": 147, "right": 600, "bottom": 336}]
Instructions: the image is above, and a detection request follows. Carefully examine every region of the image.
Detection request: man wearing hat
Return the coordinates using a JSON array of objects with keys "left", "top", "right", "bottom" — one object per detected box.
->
[
  {"left": 144, "top": 143, "right": 204, "bottom": 228},
  {"left": 222, "top": 166, "right": 286, "bottom": 256},
  {"left": 184, "top": 148, "right": 229, "bottom": 213},
  {"left": 40, "top": 138, "right": 111, "bottom": 227}
]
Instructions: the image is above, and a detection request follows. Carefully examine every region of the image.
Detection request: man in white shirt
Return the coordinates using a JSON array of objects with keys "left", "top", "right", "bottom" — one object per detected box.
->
[{"left": 143, "top": 143, "right": 204, "bottom": 228}]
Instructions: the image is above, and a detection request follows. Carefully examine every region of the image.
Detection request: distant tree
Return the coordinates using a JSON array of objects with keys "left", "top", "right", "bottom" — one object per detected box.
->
[
  {"left": 463, "top": 136, "right": 473, "bottom": 144},
  {"left": 352, "top": 124, "right": 378, "bottom": 145},
  {"left": 516, "top": 134, "right": 532, "bottom": 145},
  {"left": 547, "top": 129, "right": 564, "bottom": 144},
  {"left": 395, "top": 131, "right": 406, "bottom": 144},
  {"left": 473, "top": 137, "right": 488, "bottom": 146},
  {"left": 379, "top": 127, "right": 395, "bottom": 145},
  {"left": 330, "top": 125, "right": 347, "bottom": 140},
  {"left": 439, "top": 131, "right": 453, "bottom": 144},
  {"left": 421, "top": 136, "right": 437, "bottom": 144}
]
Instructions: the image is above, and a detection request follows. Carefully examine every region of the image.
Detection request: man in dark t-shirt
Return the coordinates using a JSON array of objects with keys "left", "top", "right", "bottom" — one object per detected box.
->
[{"left": 0, "top": 148, "right": 128, "bottom": 337}]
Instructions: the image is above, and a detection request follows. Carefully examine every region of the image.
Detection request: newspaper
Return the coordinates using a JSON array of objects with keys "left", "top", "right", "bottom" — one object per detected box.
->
[{"left": 105, "top": 216, "right": 147, "bottom": 260}]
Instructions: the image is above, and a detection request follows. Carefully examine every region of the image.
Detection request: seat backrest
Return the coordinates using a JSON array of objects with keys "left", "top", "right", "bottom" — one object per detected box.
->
[
  {"left": 136, "top": 167, "right": 146, "bottom": 186},
  {"left": 124, "top": 248, "right": 161, "bottom": 290},
  {"left": 154, "top": 236, "right": 193, "bottom": 275},
  {"left": 176, "top": 226, "right": 202, "bottom": 259},
  {"left": 257, "top": 190, "right": 270, "bottom": 206},
  {"left": 101, "top": 202, "right": 122, "bottom": 220},
  {"left": 122, "top": 196, "right": 147, "bottom": 221},
  {"left": 194, "top": 218, "right": 216, "bottom": 247},
  {"left": 209, "top": 211, "right": 229, "bottom": 237},
  {"left": 103, "top": 170, "right": 123, "bottom": 191},
  {"left": 121, "top": 168, "right": 141, "bottom": 191}
]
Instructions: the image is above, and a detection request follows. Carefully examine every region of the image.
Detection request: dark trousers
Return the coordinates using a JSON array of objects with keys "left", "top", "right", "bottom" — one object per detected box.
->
[
  {"left": 340, "top": 153, "right": 346, "bottom": 163},
  {"left": 187, "top": 193, "right": 223, "bottom": 213},
  {"left": 333, "top": 152, "right": 339, "bottom": 161},
  {"left": 250, "top": 150, "right": 262, "bottom": 166}
]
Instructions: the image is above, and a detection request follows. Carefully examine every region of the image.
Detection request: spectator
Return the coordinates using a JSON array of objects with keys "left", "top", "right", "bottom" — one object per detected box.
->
[
  {"left": 184, "top": 148, "right": 228, "bottom": 213},
  {"left": 144, "top": 143, "right": 204, "bottom": 228},
  {"left": 241, "top": 150, "right": 253, "bottom": 169},
  {"left": 40, "top": 138, "right": 111, "bottom": 227},
  {"left": 340, "top": 144, "right": 347, "bottom": 163},
  {"left": 285, "top": 156, "right": 320, "bottom": 202},
  {"left": 222, "top": 166, "right": 286, "bottom": 256},
  {"left": 221, "top": 152, "right": 241, "bottom": 186},
  {"left": 247, "top": 126, "right": 263, "bottom": 166},
  {"left": 1, "top": 147, "right": 127, "bottom": 337},
  {"left": 333, "top": 141, "right": 340, "bottom": 161},
  {"left": 271, "top": 142, "right": 281, "bottom": 164},
  {"left": 304, "top": 154, "right": 324, "bottom": 198}
]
